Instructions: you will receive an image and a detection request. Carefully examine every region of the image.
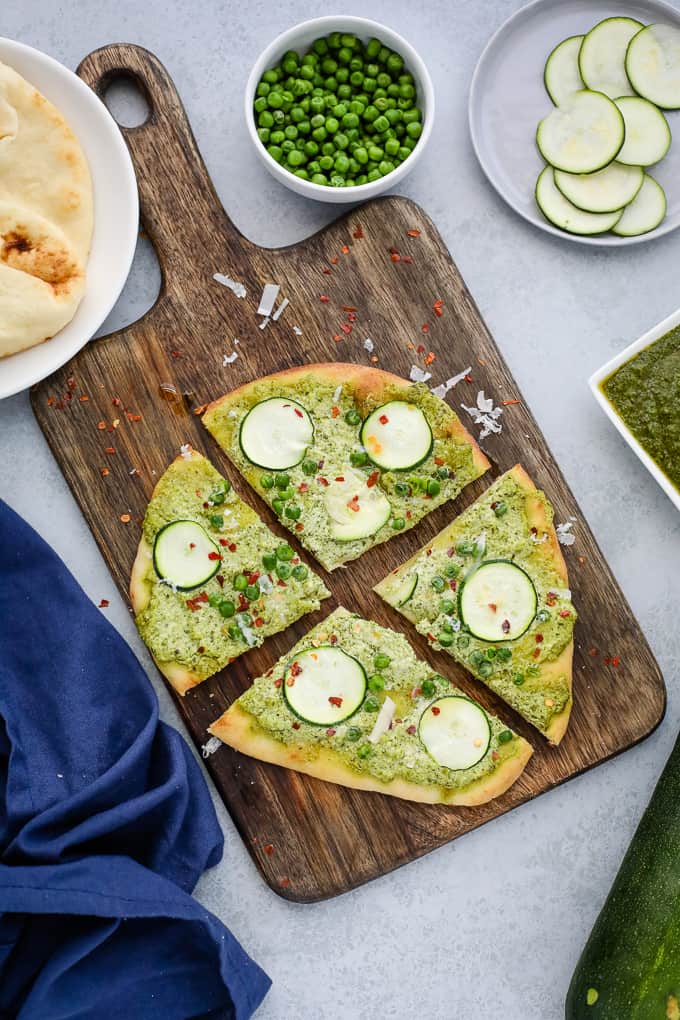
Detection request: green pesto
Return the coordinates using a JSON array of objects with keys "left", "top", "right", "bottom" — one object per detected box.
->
[
  {"left": 203, "top": 373, "right": 485, "bottom": 570},
  {"left": 237, "top": 607, "right": 524, "bottom": 789},
  {"left": 375, "top": 472, "right": 576, "bottom": 735},
  {"left": 602, "top": 325, "right": 680, "bottom": 493},
  {"left": 136, "top": 454, "right": 329, "bottom": 681}
]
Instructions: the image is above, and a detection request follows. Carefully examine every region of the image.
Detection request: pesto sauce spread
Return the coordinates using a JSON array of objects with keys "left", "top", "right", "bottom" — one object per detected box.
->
[
  {"left": 238, "top": 607, "right": 523, "bottom": 790},
  {"left": 136, "top": 455, "right": 329, "bottom": 680},
  {"left": 602, "top": 325, "right": 680, "bottom": 493},
  {"left": 204, "top": 374, "right": 483, "bottom": 570},
  {"left": 379, "top": 473, "right": 575, "bottom": 734}
]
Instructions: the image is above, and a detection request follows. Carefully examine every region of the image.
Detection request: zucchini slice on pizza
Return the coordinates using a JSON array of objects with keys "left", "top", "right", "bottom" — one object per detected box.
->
[
  {"left": 202, "top": 363, "right": 489, "bottom": 571},
  {"left": 375, "top": 466, "right": 576, "bottom": 744},
  {"left": 130, "top": 448, "right": 329, "bottom": 695},
  {"left": 209, "top": 607, "right": 532, "bottom": 806}
]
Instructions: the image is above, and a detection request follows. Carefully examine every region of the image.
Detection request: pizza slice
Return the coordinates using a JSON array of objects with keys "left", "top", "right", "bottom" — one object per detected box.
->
[
  {"left": 130, "top": 448, "right": 330, "bottom": 695},
  {"left": 209, "top": 607, "right": 532, "bottom": 806},
  {"left": 374, "top": 465, "right": 576, "bottom": 744},
  {"left": 202, "top": 363, "right": 489, "bottom": 571}
]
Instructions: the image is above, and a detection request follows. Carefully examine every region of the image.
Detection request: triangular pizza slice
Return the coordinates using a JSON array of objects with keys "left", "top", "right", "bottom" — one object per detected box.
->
[
  {"left": 209, "top": 606, "right": 532, "bottom": 806},
  {"left": 375, "top": 466, "right": 576, "bottom": 744},
  {"left": 130, "top": 448, "right": 330, "bottom": 695},
  {"left": 202, "top": 363, "right": 489, "bottom": 571}
]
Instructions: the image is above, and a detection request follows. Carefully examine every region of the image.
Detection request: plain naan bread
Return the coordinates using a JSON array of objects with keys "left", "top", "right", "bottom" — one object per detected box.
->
[{"left": 0, "top": 59, "right": 93, "bottom": 358}]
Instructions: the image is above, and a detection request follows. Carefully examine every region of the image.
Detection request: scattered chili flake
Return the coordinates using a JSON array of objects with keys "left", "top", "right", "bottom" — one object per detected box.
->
[
  {"left": 105, "top": 447, "right": 116, "bottom": 455},
  {"left": 390, "top": 252, "right": 401, "bottom": 262},
  {"left": 318, "top": 476, "right": 329, "bottom": 486},
  {"left": 322, "top": 267, "right": 332, "bottom": 275},
  {"left": 341, "top": 244, "right": 349, "bottom": 254},
  {"left": 216, "top": 575, "right": 224, "bottom": 587},
  {"left": 328, "top": 696, "right": 343, "bottom": 707},
  {"left": 79, "top": 395, "right": 89, "bottom": 402},
  {"left": 340, "top": 322, "right": 352, "bottom": 334},
  {"left": 274, "top": 678, "right": 283, "bottom": 688},
  {"left": 112, "top": 397, "right": 121, "bottom": 407},
  {"left": 406, "top": 340, "right": 415, "bottom": 350},
  {"left": 370, "top": 356, "right": 378, "bottom": 363},
  {"left": 192, "top": 403, "right": 209, "bottom": 416},
  {"left": 295, "top": 523, "right": 304, "bottom": 531},
  {"left": 290, "top": 661, "right": 303, "bottom": 678},
  {"left": 501, "top": 619, "right": 511, "bottom": 634},
  {"left": 433, "top": 300, "right": 444, "bottom": 317},
  {"left": 189, "top": 542, "right": 196, "bottom": 550},
  {"left": 588, "top": 647, "right": 597, "bottom": 657},
  {"left": 431, "top": 706, "right": 441, "bottom": 716},
  {"left": 197, "top": 645, "right": 205, "bottom": 654},
  {"left": 292, "top": 721, "right": 300, "bottom": 729},
  {"left": 298, "top": 482, "right": 309, "bottom": 493},
  {"left": 535, "top": 634, "right": 544, "bottom": 643},
  {"left": 330, "top": 256, "right": 339, "bottom": 264},
  {"left": 120, "top": 513, "right": 131, "bottom": 523},
  {"left": 421, "top": 323, "right": 430, "bottom": 334},
  {"left": 464, "top": 374, "right": 474, "bottom": 383},
  {"left": 96, "top": 421, "right": 106, "bottom": 430},
  {"left": 502, "top": 399, "right": 521, "bottom": 406},
  {"left": 333, "top": 334, "right": 342, "bottom": 343},
  {"left": 335, "top": 475, "right": 345, "bottom": 482},
  {"left": 612, "top": 656, "right": 621, "bottom": 667},
  {"left": 347, "top": 494, "right": 360, "bottom": 513},
  {"left": 320, "top": 294, "right": 330, "bottom": 303},
  {"left": 378, "top": 414, "right": 389, "bottom": 425},
  {"left": 352, "top": 224, "right": 364, "bottom": 239},
  {"left": 449, "top": 579, "right": 457, "bottom": 591},
  {"left": 128, "top": 412, "right": 142, "bottom": 422},
  {"left": 331, "top": 405, "right": 340, "bottom": 418},
  {"left": 247, "top": 572, "right": 260, "bottom": 585},
  {"left": 424, "top": 352, "right": 435, "bottom": 366},
  {"left": 47, "top": 396, "right": 55, "bottom": 406},
  {"left": 407, "top": 725, "right": 417, "bottom": 735},
  {"left": 264, "top": 843, "right": 275, "bottom": 855},
  {"left": 219, "top": 538, "right": 228, "bottom": 547},
  {"left": 170, "top": 350, "right": 183, "bottom": 359},
  {"left": 207, "top": 551, "right": 222, "bottom": 561},
  {"left": 229, "top": 543, "right": 237, "bottom": 553},
  {"left": 416, "top": 343, "right": 425, "bottom": 354},
  {"left": 407, "top": 229, "right": 421, "bottom": 237},
  {"left": 326, "top": 728, "right": 337, "bottom": 738},
  {"left": 98, "top": 599, "right": 110, "bottom": 608},
  {"left": 559, "top": 610, "right": 571, "bottom": 618},
  {"left": 366, "top": 470, "right": 380, "bottom": 487},
  {"left": 280, "top": 878, "right": 291, "bottom": 888},
  {"left": 402, "top": 255, "right": 413, "bottom": 264},
  {"left": 546, "top": 591, "right": 557, "bottom": 606},
  {"left": 491, "top": 750, "right": 500, "bottom": 761},
  {"left": 533, "top": 648, "right": 541, "bottom": 659},
  {"left": 329, "top": 634, "right": 338, "bottom": 645},
  {"left": 100, "top": 468, "right": 110, "bottom": 477},
  {"left": 342, "top": 305, "right": 357, "bottom": 312},
  {"left": 255, "top": 617, "right": 264, "bottom": 627},
  {"left": 488, "top": 603, "right": 497, "bottom": 613}
]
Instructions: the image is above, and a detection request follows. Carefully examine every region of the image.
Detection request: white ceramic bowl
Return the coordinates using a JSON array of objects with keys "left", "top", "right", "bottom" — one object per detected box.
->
[
  {"left": 590, "top": 305, "right": 680, "bottom": 511},
  {"left": 245, "top": 16, "right": 434, "bottom": 203},
  {"left": 0, "top": 38, "right": 138, "bottom": 400}
]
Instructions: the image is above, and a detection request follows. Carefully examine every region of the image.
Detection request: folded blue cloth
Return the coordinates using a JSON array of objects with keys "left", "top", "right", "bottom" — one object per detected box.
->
[{"left": 0, "top": 500, "right": 270, "bottom": 1019}]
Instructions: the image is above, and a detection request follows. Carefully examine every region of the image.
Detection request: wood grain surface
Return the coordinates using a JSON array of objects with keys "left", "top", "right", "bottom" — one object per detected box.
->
[{"left": 31, "top": 44, "right": 665, "bottom": 902}]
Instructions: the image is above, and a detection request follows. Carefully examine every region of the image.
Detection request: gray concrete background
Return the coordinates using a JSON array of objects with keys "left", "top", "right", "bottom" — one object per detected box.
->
[{"left": 3, "top": 2, "right": 680, "bottom": 1017}]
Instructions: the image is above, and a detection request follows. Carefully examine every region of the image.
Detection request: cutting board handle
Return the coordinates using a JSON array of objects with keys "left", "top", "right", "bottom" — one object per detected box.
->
[{"left": 77, "top": 43, "right": 254, "bottom": 297}]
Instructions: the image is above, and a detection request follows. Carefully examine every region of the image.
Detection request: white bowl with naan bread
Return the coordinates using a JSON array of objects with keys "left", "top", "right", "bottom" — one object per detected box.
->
[{"left": 0, "top": 38, "right": 138, "bottom": 399}]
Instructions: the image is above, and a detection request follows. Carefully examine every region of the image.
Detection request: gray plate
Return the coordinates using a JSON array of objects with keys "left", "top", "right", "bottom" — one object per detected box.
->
[{"left": 469, "top": 0, "right": 680, "bottom": 246}]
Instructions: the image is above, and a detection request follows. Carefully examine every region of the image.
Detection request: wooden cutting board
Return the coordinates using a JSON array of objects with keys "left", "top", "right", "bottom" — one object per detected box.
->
[{"left": 32, "top": 44, "right": 665, "bottom": 902}]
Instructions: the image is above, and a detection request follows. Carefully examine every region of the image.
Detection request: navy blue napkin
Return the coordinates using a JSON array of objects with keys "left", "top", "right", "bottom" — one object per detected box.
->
[{"left": 0, "top": 500, "right": 270, "bottom": 1019}]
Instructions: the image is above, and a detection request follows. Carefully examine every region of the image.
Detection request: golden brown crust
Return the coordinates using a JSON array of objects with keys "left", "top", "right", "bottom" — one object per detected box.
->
[
  {"left": 209, "top": 704, "right": 532, "bottom": 806},
  {"left": 202, "top": 361, "right": 490, "bottom": 475}
]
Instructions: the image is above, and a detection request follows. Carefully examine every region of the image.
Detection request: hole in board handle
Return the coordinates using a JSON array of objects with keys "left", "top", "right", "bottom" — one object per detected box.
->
[{"left": 102, "top": 72, "right": 151, "bottom": 128}]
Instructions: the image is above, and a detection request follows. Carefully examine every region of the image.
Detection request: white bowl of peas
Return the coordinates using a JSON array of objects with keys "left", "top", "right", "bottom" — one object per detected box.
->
[{"left": 245, "top": 15, "right": 435, "bottom": 202}]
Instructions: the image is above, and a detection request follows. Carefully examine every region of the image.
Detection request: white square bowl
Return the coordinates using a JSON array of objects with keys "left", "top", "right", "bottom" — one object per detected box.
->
[{"left": 589, "top": 305, "right": 680, "bottom": 512}]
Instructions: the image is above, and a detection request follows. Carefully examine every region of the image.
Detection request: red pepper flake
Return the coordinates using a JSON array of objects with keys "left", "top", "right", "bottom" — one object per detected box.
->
[
  {"left": 434, "top": 457, "right": 445, "bottom": 466},
  {"left": 535, "top": 634, "right": 544, "bottom": 643},
  {"left": 464, "top": 374, "right": 474, "bottom": 383},
  {"left": 67, "top": 377, "right": 76, "bottom": 391},
  {"left": 326, "top": 727, "right": 336, "bottom": 737},
  {"left": 407, "top": 725, "right": 417, "bottom": 735},
  {"left": 128, "top": 413, "right": 142, "bottom": 422},
  {"left": 559, "top": 610, "right": 571, "bottom": 618},
  {"left": 255, "top": 617, "right": 264, "bottom": 627},
  {"left": 588, "top": 647, "right": 597, "bottom": 657},
  {"left": 100, "top": 468, "right": 110, "bottom": 477},
  {"left": 433, "top": 301, "right": 444, "bottom": 317},
  {"left": 353, "top": 224, "right": 364, "bottom": 239},
  {"left": 248, "top": 572, "right": 260, "bottom": 585},
  {"left": 330, "top": 256, "right": 339, "bottom": 265},
  {"left": 533, "top": 648, "right": 541, "bottom": 659},
  {"left": 280, "top": 878, "right": 291, "bottom": 888},
  {"left": 431, "top": 706, "right": 441, "bottom": 716},
  {"left": 340, "top": 323, "right": 352, "bottom": 334},
  {"left": 347, "top": 494, "right": 360, "bottom": 513},
  {"left": 449, "top": 579, "right": 457, "bottom": 591},
  {"left": 189, "top": 542, "right": 196, "bottom": 550},
  {"left": 446, "top": 546, "right": 455, "bottom": 557},
  {"left": 290, "top": 661, "right": 303, "bottom": 678},
  {"left": 318, "top": 476, "right": 329, "bottom": 486},
  {"left": 501, "top": 619, "right": 510, "bottom": 634},
  {"left": 105, "top": 447, "right": 116, "bottom": 455},
  {"left": 370, "top": 356, "right": 379, "bottom": 363},
  {"left": 320, "top": 294, "right": 330, "bottom": 303},
  {"left": 546, "top": 591, "right": 557, "bottom": 606},
  {"left": 112, "top": 397, "right": 121, "bottom": 406},
  {"left": 192, "top": 403, "right": 209, "bottom": 416},
  {"left": 502, "top": 399, "right": 521, "bottom": 406},
  {"left": 328, "top": 696, "right": 343, "bottom": 707},
  {"left": 186, "top": 592, "right": 209, "bottom": 612},
  {"left": 406, "top": 510, "right": 412, "bottom": 519},
  {"left": 207, "top": 551, "right": 222, "bottom": 561},
  {"left": 426, "top": 548, "right": 432, "bottom": 557},
  {"left": 79, "top": 395, "right": 89, "bottom": 402},
  {"left": 335, "top": 475, "right": 345, "bottom": 482},
  {"left": 216, "top": 574, "right": 224, "bottom": 587},
  {"left": 98, "top": 599, "right": 110, "bottom": 608},
  {"left": 238, "top": 594, "right": 249, "bottom": 611},
  {"left": 378, "top": 414, "right": 389, "bottom": 425},
  {"left": 406, "top": 228, "right": 421, "bottom": 237},
  {"left": 402, "top": 255, "right": 413, "bottom": 264},
  {"left": 488, "top": 603, "right": 497, "bottom": 613},
  {"left": 229, "top": 543, "right": 237, "bottom": 553},
  {"left": 416, "top": 343, "right": 425, "bottom": 354},
  {"left": 342, "top": 305, "right": 357, "bottom": 312},
  {"left": 277, "top": 579, "right": 288, "bottom": 587},
  {"left": 219, "top": 538, "right": 228, "bottom": 546},
  {"left": 322, "top": 267, "right": 332, "bottom": 275},
  {"left": 295, "top": 523, "right": 304, "bottom": 531},
  {"left": 298, "top": 482, "right": 308, "bottom": 493},
  {"left": 347, "top": 311, "right": 357, "bottom": 322},
  {"left": 424, "top": 352, "right": 435, "bottom": 366},
  {"left": 264, "top": 843, "right": 275, "bottom": 855},
  {"left": 611, "top": 656, "right": 620, "bottom": 667},
  {"left": 292, "top": 721, "right": 300, "bottom": 729},
  {"left": 421, "top": 324, "right": 430, "bottom": 334},
  {"left": 197, "top": 645, "right": 205, "bottom": 654},
  {"left": 331, "top": 405, "right": 340, "bottom": 418},
  {"left": 119, "top": 513, "right": 131, "bottom": 523},
  {"left": 274, "top": 678, "right": 283, "bottom": 688},
  {"left": 96, "top": 421, "right": 106, "bottom": 430},
  {"left": 366, "top": 470, "right": 380, "bottom": 487},
  {"left": 390, "top": 252, "right": 401, "bottom": 262},
  {"left": 294, "top": 408, "right": 303, "bottom": 418},
  {"left": 170, "top": 350, "right": 183, "bottom": 359},
  {"left": 341, "top": 244, "right": 349, "bottom": 255},
  {"left": 491, "top": 750, "right": 500, "bottom": 761},
  {"left": 333, "top": 334, "right": 342, "bottom": 342}
]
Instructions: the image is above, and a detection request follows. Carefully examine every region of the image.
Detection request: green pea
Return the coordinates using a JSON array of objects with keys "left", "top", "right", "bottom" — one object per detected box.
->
[
  {"left": 279, "top": 486, "right": 295, "bottom": 500},
  {"left": 275, "top": 473, "right": 290, "bottom": 490},
  {"left": 513, "top": 673, "right": 525, "bottom": 686},
  {"left": 321, "top": 57, "right": 338, "bottom": 75},
  {"left": 421, "top": 678, "right": 436, "bottom": 697},
  {"left": 469, "top": 650, "right": 485, "bottom": 667},
  {"left": 363, "top": 104, "right": 378, "bottom": 122},
  {"left": 218, "top": 599, "right": 235, "bottom": 618},
  {"left": 406, "top": 120, "right": 422, "bottom": 140},
  {"left": 426, "top": 479, "right": 441, "bottom": 497},
  {"left": 267, "top": 145, "right": 283, "bottom": 162},
  {"left": 438, "top": 633, "right": 454, "bottom": 647},
  {"left": 498, "top": 730, "right": 513, "bottom": 744},
  {"left": 457, "top": 634, "right": 470, "bottom": 650},
  {"left": 478, "top": 660, "right": 493, "bottom": 677},
  {"left": 262, "top": 551, "right": 277, "bottom": 571},
  {"left": 285, "top": 505, "right": 302, "bottom": 520},
  {"left": 257, "top": 82, "right": 271, "bottom": 97},
  {"left": 302, "top": 459, "right": 317, "bottom": 475},
  {"left": 350, "top": 451, "right": 367, "bottom": 467},
  {"left": 392, "top": 482, "right": 409, "bottom": 498},
  {"left": 537, "top": 609, "right": 551, "bottom": 623},
  {"left": 257, "top": 127, "right": 270, "bottom": 143},
  {"left": 344, "top": 408, "right": 361, "bottom": 425},
  {"left": 368, "top": 144, "right": 383, "bottom": 160},
  {"left": 277, "top": 543, "right": 295, "bottom": 561},
  {"left": 367, "top": 168, "right": 381, "bottom": 182},
  {"left": 321, "top": 141, "right": 335, "bottom": 156},
  {"left": 377, "top": 72, "right": 391, "bottom": 89},
  {"left": 304, "top": 140, "right": 319, "bottom": 157},
  {"left": 311, "top": 173, "right": 327, "bottom": 185},
  {"left": 319, "top": 155, "right": 334, "bottom": 171},
  {"left": 366, "top": 38, "right": 381, "bottom": 59},
  {"left": 364, "top": 696, "right": 380, "bottom": 713},
  {"left": 392, "top": 517, "right": 406, "bottom": 531},
  {"left": 208, "top": 593, "right": 221, "bottom": 607},
  {"left": 486, "top": 648, "right": 497, "bottom": 660},
  {"left": 308, "top": 160, "right": 321, "bottom": 174},
  {"left": 276, "top": 562, "right": 292, "bottom": 580},
  {"left": 313, "top": 38, "right": 329, "bottom": 56},
  {"left": 335, "top": 153, "right": 350, "bottom": 174},
  {"left": 272, "top": 498, "right": 285, "bottom": 516},
  {"left": 228, "top": 624, "right": 242, "bottom": 640},
  {"left": 354, "top": 145, "right": 369, "bottom": 164},
  {"left": 335, "top": 132, "right": 349, "bottom": 149},
  {"left": 357, "top": 743, "right": 372, "bottom": 759},
  {"left": 287, "top": 149, "right": 306, "bottom": 167},
  {"left": 441, "top": 621, "right": 454, "bottom": 634},
  {"left": 364, "top": 77, "right": 377, "bottom": 93},
  {"left": 445, "top": 564, "right": 460, "bottom": 578},
  {"left": 431, "top": 576, "right": 446, "bottom": 593},
  {"left": 373, "top": 115, "right": 389, "bottom": 133},
  {"left": 440, "top": 599, "right": 456, "bottom": 615},
  {"left": 349, "top": 71, "right": 364, "bottom": 88},
  {"left": 233, "top": 573, "right": 248, "bottom": 591},
  {"left": 292, "top": 564, "right": 308, "bottom": 581},
  {"left": 245, "top": 584, "right": 260, "bottom": 601},
  {"left": 209, "top": 514, "right": 223, "bottom": 528},
  {"left": 457, "top": 540, "right": 475, "bottom": 556},
  {"left": 338, "top": 46, "right": 352, "bottom": 65},
  {"left": 368, "top": 674, "right": 385, "bottom": 692},
  {"left": 378, "top": 160, "right": 394, "bottom": 176},
  {"left": 384, "top": 137, "right": 400, "bottom": 157},
  {"left": 311, "top": 126, "right": 327, "bottom": 142},
  {"left": 310, "top": 95, "right": 325, "bottom": 114},
  {"left": 258, "top": 110, "right": 274, "bottom": 129},
  {"left": 347, "top": 726, "right": 362, "bottom": 742},
  {"left": 496, "top": 647, "right": 513, "bottom": 662},
  {"left": 325, "top": 116, "right": 339, "bottom": 134},
  {"left": 374, "top": 653, "right": 391, "bottom": 669}
]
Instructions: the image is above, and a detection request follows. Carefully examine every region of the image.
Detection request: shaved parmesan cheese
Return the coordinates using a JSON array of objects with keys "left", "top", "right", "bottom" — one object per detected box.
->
[
  {"left": 257, "top": 283, "right": 280, "bottom": 317},
  {"left": 332, "top": 384, "right": 342, "bottom": 402},
  {"left": 223, "top": 351, "right": 238, "bottom": 366},
  {"left": 257, "top": 574, "right": 274, "bottom": 594},
  {"left": 368, "top": 695, "right": 396, "bottom": 744},
  {"left": 158, "top": 577, "right": 179, "bottom": 593},
  {"left": 409, "top": 365, "right": 432, "bottom": 383},
  {"left": 530, "top": 531, "right": 549, "bottom": 544},
  {"left": 213, "top": 273, "right": 246, "bottom": 299},
  {"left": 180, "top": 443, "right": 192, "bottom": 460},
  {"left": 363, "top": 337, "right": 375, "bottom": 353},
  {"left": 272, "top": 296, "right": 289, "bottom": 321},
  {"left": 237, "top": 615, "right": 257, "bottom": 647},
  {"left": 293, "top": 325, "right": 303, "bottom": 336},
  {"left": 474, "top": 531, "right": 487, "bottom": 558},
  {"left": 461, "top": 389, "right": 503, "bottom": 439},
  {"left": 556, "top": 521, "right": 576, "bottom": 546},
  {"left": 431, "top": 365, "right": 472, "bottom": 400},
  {"left": 201, "top": 736, "right": 222, "bottom": 758},
  {"left": 259, "top": 316, "right": 270, "bottom": 330}
]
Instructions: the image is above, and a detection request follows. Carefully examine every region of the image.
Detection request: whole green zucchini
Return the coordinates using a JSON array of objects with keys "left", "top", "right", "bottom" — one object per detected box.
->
[{"left": 566, "top": 733, "right": 680, "bottom": 1020}]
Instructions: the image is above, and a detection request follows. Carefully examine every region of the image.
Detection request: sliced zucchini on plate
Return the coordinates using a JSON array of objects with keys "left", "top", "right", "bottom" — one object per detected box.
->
[
  {"left": 536, "top": 90, "right": 625, "bottom": 173},
  {"left": 578, "top": 16, "right": 643, "bottom": 99},
  {"left": 536, "top": 165, "right": 623, "bottom": 235},
  {"left": 239, "top": 396, "right": 314, "bottom": 470},
  {"left": 544, "top": 35, "right": 584, "bottom": 106},
  {"left": 283, "top": 646, "right": 367, "bottom": 725},
  {"left": 419, "top": 696, "right": 491, "bottom": 771},
  {"left": 153, "top": 520, "right": 221, "bottom": 590},
  {"left": 614, "top": 96, "right": 671, "bottom": 166},
  {"left": 361, "top": 401, "right": 433, "bottom": 471},
  {"left": 626, "top": 23, "right": 680, "bottom": 110},
  {"left": 553, "top": 161, "right": 643, "bottom": 213},
  {"left": 393, "top": 571, "right": 418, "bottom": 607},
  {"left": 324, "top": 467, "right": 391, "bottom": 541},
  {"left": 612, "top": 173, "right": 667, "bottom": 236},
  {"left": 458, "top": 559, "right": 537, "bottom": 642}
]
